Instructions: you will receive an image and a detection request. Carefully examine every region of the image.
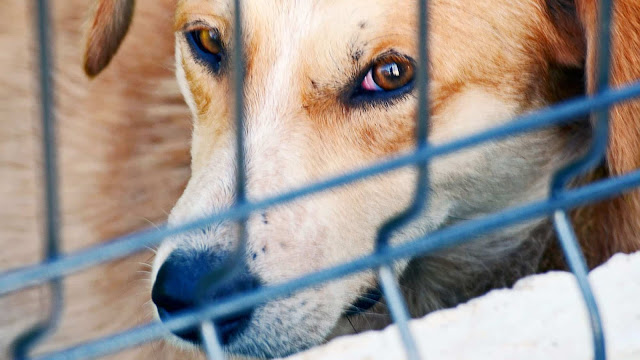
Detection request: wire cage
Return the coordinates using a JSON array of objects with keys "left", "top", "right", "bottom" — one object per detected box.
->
[{"left": 2, "top": 0, "right": 640, "bottom": 359}]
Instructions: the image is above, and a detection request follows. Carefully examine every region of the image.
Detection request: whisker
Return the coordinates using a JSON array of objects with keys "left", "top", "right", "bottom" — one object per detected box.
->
[
  {"left": 132, "top": 278, "right": 154, "bottom": 284},
  {"left": 145, "top": 247, "right": 157, "bottom": 255},
  {"left": 142, "top": 244, "right": 158, "bottom": 255},
  {"left": 346, "top": 315, "right": 358, "bottom": 334},
  {"left": 354, "top": 311, "right": 391, "bottom": 318},
  {"left": 141, "top": 217, "right": 162, "bottom": 232},
  {"left": 352, "top": 294, "right": 388, "bottom": 309}
]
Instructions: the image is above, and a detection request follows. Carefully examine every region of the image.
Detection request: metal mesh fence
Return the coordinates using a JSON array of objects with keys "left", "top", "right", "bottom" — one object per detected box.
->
[{"left": 2, "top": 0, "right": 640, "bottom": 359}]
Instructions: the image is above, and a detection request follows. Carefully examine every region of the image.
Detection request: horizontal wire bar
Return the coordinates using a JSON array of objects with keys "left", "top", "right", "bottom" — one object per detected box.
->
[
  {"left": 2, "top": 80, "right": 640, "bottom": 295},
  {"left": 30, "top": 168, "right": 640, "bottom": 360}
]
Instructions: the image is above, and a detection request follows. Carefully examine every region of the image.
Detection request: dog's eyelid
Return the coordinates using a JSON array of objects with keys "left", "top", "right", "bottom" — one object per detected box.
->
[
  {"left": 371, "top": 51, "right": 415, "bottom": 68},
  {"left": 355, "top": 50, "right": 415, "bottom": 85},
  {"left": 182, "top": 20, "right": 216, "bottom": 33},
  {"left": 175, "top": 14, "right": 228, "bottom": 36}
]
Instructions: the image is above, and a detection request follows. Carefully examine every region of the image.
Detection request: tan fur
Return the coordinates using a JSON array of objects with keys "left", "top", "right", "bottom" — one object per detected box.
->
[
  {"left": 1, "top": 1, "right": 193, "bottom": 359},
  {"left": 1, "top": 0, "right": 639, "bottom": 359}
]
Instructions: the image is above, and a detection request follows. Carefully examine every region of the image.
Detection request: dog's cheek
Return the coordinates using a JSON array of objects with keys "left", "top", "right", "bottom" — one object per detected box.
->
[{"left": 175, "top": 44, "right": 198, "bottom": 116}]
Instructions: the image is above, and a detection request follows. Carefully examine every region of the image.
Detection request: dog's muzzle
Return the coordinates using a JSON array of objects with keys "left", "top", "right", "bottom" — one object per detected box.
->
[{"left": 151, "top": 249, "right": 261, "bottom": 345}]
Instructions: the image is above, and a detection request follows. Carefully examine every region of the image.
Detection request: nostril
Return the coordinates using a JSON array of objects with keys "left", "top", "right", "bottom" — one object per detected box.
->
[
  {"left": 151, "top": 281, "right": 190, "bottom": 314},
  {"left": 151, "top": 255, "right": 196, "bottom": 314},
  {"left": 151, "top": 250, "right": 261, "bottom": 345}
]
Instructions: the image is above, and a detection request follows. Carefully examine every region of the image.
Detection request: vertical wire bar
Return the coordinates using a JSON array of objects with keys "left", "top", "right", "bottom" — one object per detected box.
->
[
  {"left": 197, "top": 0, "right": 246, "bottom": 355},
  {"left": 374, "top": 0, "right": 430, "bottom": 252},
  {"left": 198, "top": 0, "right": 248, "bottom": 286},
  {"left": 373, "top": 0, "right": 429, "bottom": 359},
  {"left": 11, "top": 0, "right": 64, "bottom": 359},
  {"left": 593, "top": 0, "right": 613, "bottom": 96},
  {"left": 549, "top": 1, "right": 612, "bottom": 359},
  {"left": 232, "top": 0, "right": 247, "bottom": 207},
  {"left": 553, "top": 211, "right": 605, "bottom": 359},
  {"left": 551, "top": 0, "right": 612, "bottom": 191},
  {"left": 200, "top": 321, "right": 226, "bottom": 360},
  {"left": 378, "top": 266, "right": 420, "bottom": 360},
  {"left": 230, "top": 0, "right": 249, "bottom": 281}
]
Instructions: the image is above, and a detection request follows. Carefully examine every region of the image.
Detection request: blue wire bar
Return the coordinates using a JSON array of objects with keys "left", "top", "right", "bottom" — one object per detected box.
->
[
  {"left": 201, "top": 321, "right": 226, "bottom": 360},
  {"left": 553, "top": 211, "right": 605, "bottom": 360},
  {"left": 372, "top": 0, "right": 430, "bottom": 357},
  {"left": 375, "top": 0, "right": 430, "bottom": 251},
  {"left": 549, "top": 1, "right": 613, "bottom": 359},
  {"left": 11, "top": 1, "right": 64, "bottom": 359},
  {"left": 195, "top": 0, "right": 247, "bottom": 356},
  {"left": 378, "top": 266, "right": 420, "bottom": 360},
  {"left": 551, "top": 0, "right": 613, "bottom": 192},
  {"left": 2, "top": 80, "right": 640, "bottom": 296},
  {"left": 27, "top": 168, "right": 640, "bottom": 360}
]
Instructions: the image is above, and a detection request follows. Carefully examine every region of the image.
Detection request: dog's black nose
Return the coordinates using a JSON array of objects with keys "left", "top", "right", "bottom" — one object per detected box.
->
[{"left": 151, "top": 250, "right": 261, "bottom": 345}]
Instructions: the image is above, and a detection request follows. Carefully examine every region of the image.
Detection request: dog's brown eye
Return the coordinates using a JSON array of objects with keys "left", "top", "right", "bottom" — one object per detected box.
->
[
  {"left": 187, "top": 28, "right": 224, "bottom": 72},
  {"left": 196, "top": 29, "right": 222, "bottom": 55},
  {"left": 362, "top": 56, "right": 415, "bottom": 92}
]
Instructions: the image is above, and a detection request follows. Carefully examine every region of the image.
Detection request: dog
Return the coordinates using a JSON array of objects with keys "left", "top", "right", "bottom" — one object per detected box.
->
[{"left": 2, "top": 0, "right": 639, "bottom": 359}]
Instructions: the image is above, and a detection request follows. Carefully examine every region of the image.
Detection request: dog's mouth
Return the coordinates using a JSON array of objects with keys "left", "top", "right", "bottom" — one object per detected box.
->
[
  {"left": 157, "top": 306, "right": 254, "bottom": 346},
  {"left": 153, "top": 279, "right": 386, "bottom": 357}
]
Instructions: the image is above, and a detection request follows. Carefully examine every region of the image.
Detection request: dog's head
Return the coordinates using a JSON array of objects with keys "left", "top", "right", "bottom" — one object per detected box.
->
[{"left": 85, "top": 0, "right": 640, "bottom": 358}]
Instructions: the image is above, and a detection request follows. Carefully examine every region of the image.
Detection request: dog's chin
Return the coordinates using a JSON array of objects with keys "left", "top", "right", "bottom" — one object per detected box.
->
[
  {"left": 153, "top": 307, "right": 332, "bottom": 359},
  {"left": 161, "top": 331, "right": 322, "bottom": 359},
  {"left": 162, "top": 332, "right": 202, "bottom": 353},
  {"left": 158, "top": 326, "right": 274, "bottom": 359},
  {"left": 153, "top": 313, "right": 265, "bottom": 358}
]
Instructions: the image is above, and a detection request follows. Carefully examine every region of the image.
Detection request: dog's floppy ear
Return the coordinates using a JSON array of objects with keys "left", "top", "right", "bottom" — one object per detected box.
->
[
  {"left": 547, "top": 0, "right": 640, "bottom": 263},
  {"left": 83, "top": 0, "right": 135, "bottom": 77}
]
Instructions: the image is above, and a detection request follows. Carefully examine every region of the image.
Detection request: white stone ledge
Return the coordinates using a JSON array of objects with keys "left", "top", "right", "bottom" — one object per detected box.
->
[{"left": 283, "top": 251, "right": 640, "bottom": 360}]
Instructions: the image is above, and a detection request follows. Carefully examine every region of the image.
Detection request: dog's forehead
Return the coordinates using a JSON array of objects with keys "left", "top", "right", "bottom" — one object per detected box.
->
[
  {"left": 176, "top": 0, "right": 414, "bottom": 26},
  {"left": 176, "top": 0, "right": 418, "bottom": 56},
  {"left": 175, "top": 0, "right": 545, "bottom": 82}
]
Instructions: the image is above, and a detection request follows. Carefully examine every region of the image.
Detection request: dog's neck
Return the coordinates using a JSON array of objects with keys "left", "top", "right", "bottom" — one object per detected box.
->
[
  {"left": 401, "top": 163, "right": 615, "bottom": 317},
  {"left": 328, "top": 217, "right": 553, "bottom": 339},
  {"left": 330, "top": 176, "right": 617, "bottom": 339}
]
